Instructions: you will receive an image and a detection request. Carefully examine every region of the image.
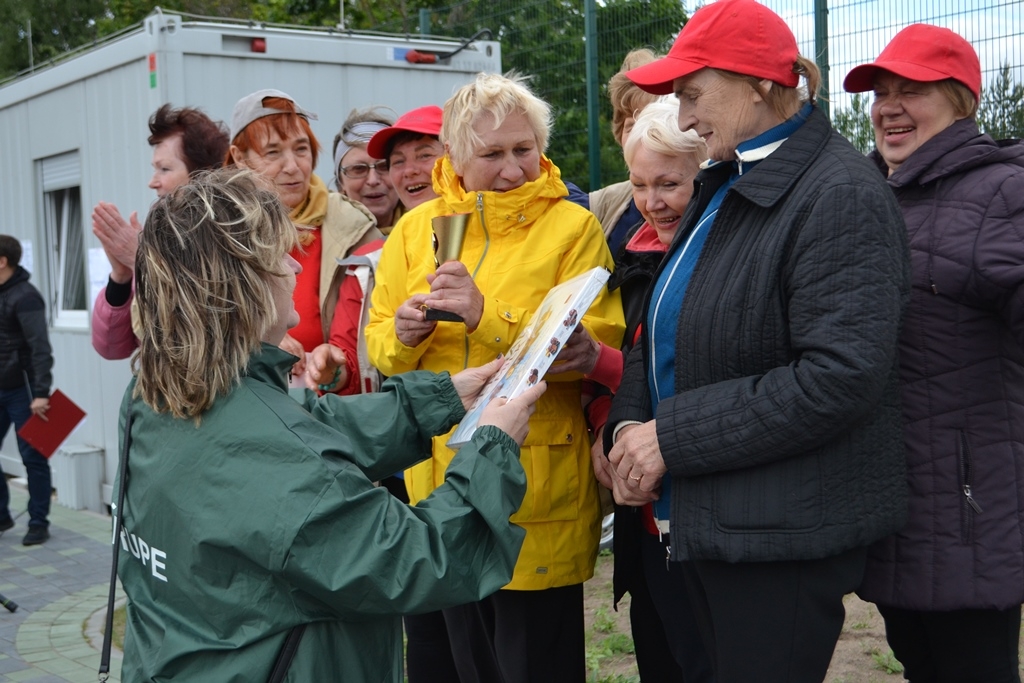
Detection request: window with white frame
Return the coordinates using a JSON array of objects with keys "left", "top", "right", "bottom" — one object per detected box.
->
[{"left": 39, "top": 152, "right": 87, "bottom": 327}]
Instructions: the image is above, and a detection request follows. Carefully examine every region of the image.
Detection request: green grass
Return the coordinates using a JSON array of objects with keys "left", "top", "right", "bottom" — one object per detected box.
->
[
  {"left": 98, "top": 604, "right": 127, "bottom": 651},
  {"left": 869, "top": 648, "right": 904, "bottom": 675},
  {"left": 592, "top": 606, "right": 616, "bottom": 634},
  {"left": 585, "top": 609, "right": 636, "bottom": 681},
  {"left": 601, "top": 632, "right": 635, "bottom": 655}
]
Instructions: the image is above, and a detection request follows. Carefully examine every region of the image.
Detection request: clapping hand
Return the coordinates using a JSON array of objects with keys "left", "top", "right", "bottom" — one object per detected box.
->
[{"left": 92, "top": 202, "right": 141, "bottom": 285}]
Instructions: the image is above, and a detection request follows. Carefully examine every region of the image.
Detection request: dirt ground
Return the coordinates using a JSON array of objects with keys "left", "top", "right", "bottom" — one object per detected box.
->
[{"left": 582, "top": 551, "right": 1024, "bottom": 683}]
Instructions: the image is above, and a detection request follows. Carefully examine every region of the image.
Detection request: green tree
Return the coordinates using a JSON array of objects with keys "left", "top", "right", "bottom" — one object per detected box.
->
[
  {"left": 0, "top": 0, "right": 256, "bottom": 79},
  {"left": 832, "top": 92, "right": 874, "bottom": 155},
  {"left": 397, "top": 0, "right": 686, "bottom": 190},
  {"left": 97, "top": 0, "right": 254, "bottom": 30},
  {"left": 0, "top": 0, "right": 472, "bottom": 80},
  {"left": 0, "top": 0, "right": 107, "bottom": 79},
  {"left": 591, "top": 0, "right": 685, "bottom": 187},
  {"left": 978, "top": 62, "right": 1024, "bottom": 140}
]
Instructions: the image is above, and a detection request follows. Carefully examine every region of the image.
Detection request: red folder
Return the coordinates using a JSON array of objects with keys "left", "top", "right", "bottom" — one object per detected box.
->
[{"left": 16, "top": 389, "right": 86, "bottom": 458}]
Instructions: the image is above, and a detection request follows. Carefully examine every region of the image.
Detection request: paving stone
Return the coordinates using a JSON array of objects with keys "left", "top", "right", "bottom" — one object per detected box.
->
[
  {"left": 0, "top": 656, "right": 28, "bottom": 673},
  {"left": 0, "top": 486, "right": 116, "bottom": 682}
]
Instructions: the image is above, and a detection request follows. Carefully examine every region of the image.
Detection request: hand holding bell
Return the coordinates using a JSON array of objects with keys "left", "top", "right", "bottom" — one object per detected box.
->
[{"left": 423, "top": 214, "right": 470, "bottom": 322}]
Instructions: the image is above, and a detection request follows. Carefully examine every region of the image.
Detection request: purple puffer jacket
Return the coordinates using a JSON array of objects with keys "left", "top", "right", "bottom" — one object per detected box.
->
[{"left": 858, "top": 120, "right": 1024, "bottom": 611}]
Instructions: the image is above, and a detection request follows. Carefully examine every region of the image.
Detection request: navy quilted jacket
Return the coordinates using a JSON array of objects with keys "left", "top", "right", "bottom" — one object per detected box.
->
[
  {"left": 607, "top": 106, "right": 911, "bottom": 563},
  {"left": 858, "top": 120, "right": 1024, "bottom": 611}
]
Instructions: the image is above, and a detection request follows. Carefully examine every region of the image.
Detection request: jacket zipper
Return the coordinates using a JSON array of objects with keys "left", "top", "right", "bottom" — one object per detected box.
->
[
  {"left": 463, "top": 192, "right": 490, "bottom": 368},
  {"left": 958, "top": 431, "right": 982, "bottom": 543}
]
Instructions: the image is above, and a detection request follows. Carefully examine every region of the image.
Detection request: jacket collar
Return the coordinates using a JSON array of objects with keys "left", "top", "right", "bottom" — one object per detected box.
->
[
  {"left": 244, "top": 343, "right": 296, "bottom": 392},
  {"left": 432, "top": 154, "right": 569, "bottom": 233},
  {"left": 702, "top": 106, "right": 832, "bottom": 210},
  {"left": 875, "top": 118, "right": 1024, "bottom": 187},
  {"left": 0, "top": 266, "right": 30, "bottom": 292},
  {"left": 625, "top": 223, "right": 667, "bottom": 254}
]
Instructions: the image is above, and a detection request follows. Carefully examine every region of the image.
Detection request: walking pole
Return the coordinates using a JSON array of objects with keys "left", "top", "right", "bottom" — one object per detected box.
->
[{"left": 0, "top": 592, "right": 18, "bottom": 613}]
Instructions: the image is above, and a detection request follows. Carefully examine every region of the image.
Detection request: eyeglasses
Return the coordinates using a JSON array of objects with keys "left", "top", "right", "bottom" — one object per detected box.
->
[{"left": 339, "top": 160, "right": 389, "bottom": 179}]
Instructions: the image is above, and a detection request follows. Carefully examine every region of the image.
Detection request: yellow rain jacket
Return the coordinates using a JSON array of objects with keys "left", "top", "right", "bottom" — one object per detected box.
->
[{"left": 366, "top": 155, "right": 624, "bottom": 590}]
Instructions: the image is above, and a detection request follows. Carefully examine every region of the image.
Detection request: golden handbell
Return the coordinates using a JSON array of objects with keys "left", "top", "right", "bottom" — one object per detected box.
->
[{"left": 423, "top": 213, "right": 470, "bottom": 322}]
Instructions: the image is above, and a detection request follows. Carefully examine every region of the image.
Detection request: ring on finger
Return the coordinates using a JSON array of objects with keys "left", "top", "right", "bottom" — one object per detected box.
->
[{"left": 629, "top": 473, "right": 641, "bottom": 482}]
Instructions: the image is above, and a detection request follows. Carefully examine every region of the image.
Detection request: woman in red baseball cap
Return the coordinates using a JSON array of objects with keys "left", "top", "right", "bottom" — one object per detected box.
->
[
  {"left": 845, "top": 25, "right": 1024, "bottom": 682},
  {"left": 305, "top": 105, "right": 454, "bottom": 683},
  {"left": 603, "top": 0, "right": 910, "bottom": 680},
  {"left": 305, "top": 106, "right": 445, "bottom": 399}
]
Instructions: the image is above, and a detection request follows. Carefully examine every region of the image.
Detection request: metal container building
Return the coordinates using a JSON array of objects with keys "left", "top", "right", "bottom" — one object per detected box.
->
[{"left": 0, "top": 10, "right": 501, "bottom": 512}]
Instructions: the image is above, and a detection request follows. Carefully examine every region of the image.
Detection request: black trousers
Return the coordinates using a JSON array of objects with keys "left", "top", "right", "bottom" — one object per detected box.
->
[
  {"left": 405, "top": 610, "right": 461, "bottom": 683},
  {"left": 629, "top": 546, "right": 686, "bottom": 682},
  {"left": 614, "top": 505, "right": 688, "bottom": 682},
  {"left": 680, "top": 546, "right": 867, "bottom": 683},
  {"left": 380, "top": 477, "right": 462, "bottom": 682},
  {"left": 877, "top": 604, "right": 1022, "bottom": 683},
  {"left": 443, "top": 584, "right": 585, "bottom": 683},
  {"left": 638, "top": 531, "right": 715, "bottom": 682}
]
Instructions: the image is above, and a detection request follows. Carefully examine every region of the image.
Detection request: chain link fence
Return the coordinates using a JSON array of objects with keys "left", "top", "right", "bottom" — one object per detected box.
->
[
  {"left": 378, "top": 0, "right": 687, "bottom": 192},
  {"left": 379, "top": 0, "right": 1023, "bottom": 184},
  {"left": 752, "top": 1, "right": 1024, "bottom": 148}
]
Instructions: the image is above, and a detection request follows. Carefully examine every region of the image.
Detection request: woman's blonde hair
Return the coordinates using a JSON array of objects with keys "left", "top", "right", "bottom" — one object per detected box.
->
[
  {"left": 935, "top": 79, "right": 979, "bottom": 119},
  {"left": 623, "top": 99, "right": 707, "bottom": 170},
  {"left": 714, "top": 55, "right": 823, "bottom": 122},
  {"left": 441, "top": 72, "right": 552, "bottom": 169},
  {"left": 608, "top": 49, "right": 663, "bottom": 146},
  {"left": 133, "top": 169, "right": 296, "bottom": 421}
]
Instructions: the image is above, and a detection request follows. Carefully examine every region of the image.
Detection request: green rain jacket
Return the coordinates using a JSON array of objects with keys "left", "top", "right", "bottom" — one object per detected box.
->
[{"left": 115, "top": 344, "right": 526, "bottom": 682}]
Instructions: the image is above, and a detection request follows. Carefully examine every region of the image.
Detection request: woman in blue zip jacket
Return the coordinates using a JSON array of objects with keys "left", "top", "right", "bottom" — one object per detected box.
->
[{"left": 602, "top": 1, "right": 911, "bottom": 681}]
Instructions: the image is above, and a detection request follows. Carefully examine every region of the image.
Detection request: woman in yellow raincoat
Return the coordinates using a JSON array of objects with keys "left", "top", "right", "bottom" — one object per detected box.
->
[{"left": 365, "top": 72, "right": 624, "bottom": 683}]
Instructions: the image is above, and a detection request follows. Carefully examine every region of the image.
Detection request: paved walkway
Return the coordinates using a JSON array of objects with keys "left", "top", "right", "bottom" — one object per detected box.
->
[{"left": 0, "top": 484, "right": 122, "bottom": 682}]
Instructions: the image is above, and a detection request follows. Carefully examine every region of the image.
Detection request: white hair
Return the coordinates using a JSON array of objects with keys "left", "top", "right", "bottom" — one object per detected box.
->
[{"left": 623, "top": 99, "right": 707, "bottom": 169}]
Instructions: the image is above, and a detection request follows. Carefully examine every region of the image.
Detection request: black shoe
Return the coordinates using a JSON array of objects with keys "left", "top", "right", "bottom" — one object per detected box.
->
[
  {"left": 22, "top": 525, "right": 49, "bottom": 546},
  {"left": 0, "top": 517, "right": 12, "bottom": 532}
]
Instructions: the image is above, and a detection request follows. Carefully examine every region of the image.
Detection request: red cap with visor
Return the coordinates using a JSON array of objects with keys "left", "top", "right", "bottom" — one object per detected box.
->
[
  {"left": 626, "top": 0, "right": 800, "bottom": 95},
  {"left": 367, "top": 105, "right": 444, "bottom": 160},
  {"left": 843, "top": 24, "right": 981, "bottom": 101}
]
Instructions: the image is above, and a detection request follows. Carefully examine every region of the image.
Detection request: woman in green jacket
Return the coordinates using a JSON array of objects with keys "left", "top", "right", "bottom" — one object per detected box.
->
[{"left": 116, "top": 168, "right": 544, "bottom": 682}]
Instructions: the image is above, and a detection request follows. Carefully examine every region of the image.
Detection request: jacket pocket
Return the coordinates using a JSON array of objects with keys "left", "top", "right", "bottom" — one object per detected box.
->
[
  {"left": 512, "top": 418, "right": 580, "bottom": 524},
  {"left": 713, "top": 454, "right": 824, "bottom": 533},
  {"left": 957, "top": 430, "right": 983, "bottom": 544}
]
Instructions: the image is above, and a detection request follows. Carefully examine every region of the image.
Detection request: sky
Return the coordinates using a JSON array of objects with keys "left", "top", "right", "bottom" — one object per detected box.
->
[{"left": 707, "top": 0, "right": 1024, "bottom": 112}]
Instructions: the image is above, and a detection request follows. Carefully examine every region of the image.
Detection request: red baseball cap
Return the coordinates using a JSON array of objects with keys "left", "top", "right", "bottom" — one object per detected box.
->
[
  {"left": 626, "top": 0, "right": 800, "bottom": 96},
  {"left": 843, "top": 24, "right": 981, "bottom": 101},
  {"left": 367, "top": 105, "right": 443, "bottom": 160}
]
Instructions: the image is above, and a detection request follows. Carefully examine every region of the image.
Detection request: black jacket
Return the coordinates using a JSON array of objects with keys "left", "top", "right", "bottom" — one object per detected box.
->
[
  {"left": 604, "top": 223, "right": 666, "bottom": 607},
  {"left": 607, "top": 107, "right": 911, "bottom": 563},
  {"left": 0, "top": 267, "right": 53, "bottom": 397},
  {"left": 858, "top": 121, "right": 1024, "bottom": 611}
]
